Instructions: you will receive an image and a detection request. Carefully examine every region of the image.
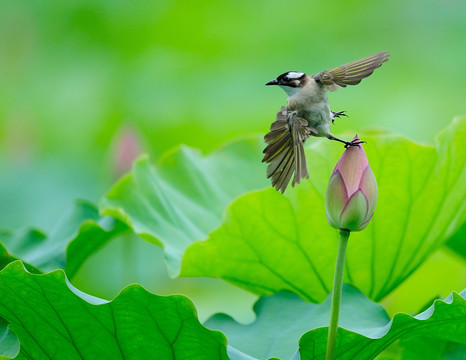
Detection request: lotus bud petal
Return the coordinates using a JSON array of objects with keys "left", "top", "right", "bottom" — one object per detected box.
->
[{"left": 325, "top": 135, "right": 378, "bottom": 232}]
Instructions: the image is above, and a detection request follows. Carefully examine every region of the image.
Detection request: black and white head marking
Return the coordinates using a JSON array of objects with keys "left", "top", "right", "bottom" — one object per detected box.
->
[
  {"left": 276, "top": 71, "right": 306, "bottom": 87},
  {"left": 284, "top": 71, "right": 305, "bottom": 80}
]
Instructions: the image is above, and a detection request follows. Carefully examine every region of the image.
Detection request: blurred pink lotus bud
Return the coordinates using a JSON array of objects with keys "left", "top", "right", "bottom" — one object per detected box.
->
[
  {"left": 325, "top": 135, "right": 378, "bottom": 232},
  {"left": 113, "top": 126, "right": 143, "bottom": 178}
]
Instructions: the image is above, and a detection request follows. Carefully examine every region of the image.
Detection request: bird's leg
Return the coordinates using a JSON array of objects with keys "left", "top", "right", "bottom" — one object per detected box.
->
[
  {"left": 328, "top": 135, "right": 348, "bottom": 146},
  {"left": 328, "top": 134, "right": 366, "bottom": 148},
  {"left": 330, "top": 111, "right": 348, "bottom": 125}
]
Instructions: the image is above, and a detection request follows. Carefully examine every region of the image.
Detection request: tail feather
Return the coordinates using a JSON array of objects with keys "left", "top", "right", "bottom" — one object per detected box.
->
[
  {"left": 292, "top": 117, "right": 310, "bottom": 187},
  {"left": 262, "top": 107, "right": 310, "bottom": 193}
]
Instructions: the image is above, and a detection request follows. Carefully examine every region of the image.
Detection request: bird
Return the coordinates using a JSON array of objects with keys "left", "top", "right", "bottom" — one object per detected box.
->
[{"left": 263, "top": 51, "right": 389, "bottom": 193}]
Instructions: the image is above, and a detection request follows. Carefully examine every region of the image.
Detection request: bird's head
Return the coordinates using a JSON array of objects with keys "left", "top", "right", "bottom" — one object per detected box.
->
[{"left": 266, "top": 71, "right": 307, "bottom": 96}]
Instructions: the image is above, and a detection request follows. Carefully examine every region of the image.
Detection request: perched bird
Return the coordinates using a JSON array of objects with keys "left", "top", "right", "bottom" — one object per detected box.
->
[{"left": 263, "top": 51, "right": 389, "bottom": 193}]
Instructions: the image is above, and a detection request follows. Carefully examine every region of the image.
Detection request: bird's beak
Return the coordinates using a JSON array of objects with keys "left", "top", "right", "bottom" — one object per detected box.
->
[{"left": 265, "top": 79, "right": 278, "bottom": 86}]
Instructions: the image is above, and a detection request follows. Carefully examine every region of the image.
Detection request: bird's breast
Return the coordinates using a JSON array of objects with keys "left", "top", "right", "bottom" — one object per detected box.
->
[
  {"left": 286, "top": 78, "right": 327, "bottom": 111},
  {"left": 286, "top": 79, "right": 331, "bottom": 136}
]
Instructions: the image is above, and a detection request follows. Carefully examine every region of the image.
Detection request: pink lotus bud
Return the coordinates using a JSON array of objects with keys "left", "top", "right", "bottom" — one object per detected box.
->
[
  {"left": 325, "top": 135, "right": 378, "bottom": 232},
  {"left": 112, "top": 126, "right": 143, "bottom": 178}
]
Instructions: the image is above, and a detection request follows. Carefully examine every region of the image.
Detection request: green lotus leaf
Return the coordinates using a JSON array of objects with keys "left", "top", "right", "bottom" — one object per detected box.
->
[
  {"left": 299, "top": 290, "right": 466, "bottom": 359},
  {"left": 0, "top": 201, "right": 100, "bottom": 273},
  {"left": 0, "top": 261, "right": 228, "bottom": 360},
  {"left": 206, "top": 285, "right": 466, "bottom": 360},
  {"left": 0, "top": 201, "right": 131, "bottom": 283},
  {"left": 100, "top": 139, "right": 268, "bottom": 276},
  {"left": 182, "top": 118, "right": 466, "bottom": 302}
]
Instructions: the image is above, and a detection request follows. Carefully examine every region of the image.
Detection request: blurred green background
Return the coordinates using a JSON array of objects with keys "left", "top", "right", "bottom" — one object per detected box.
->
[
  {"left": 0, "top": 0, "right": 465, "bottom": 334},
  {"left": 1, "top": 0, "right": 465, "bottom": 231}
]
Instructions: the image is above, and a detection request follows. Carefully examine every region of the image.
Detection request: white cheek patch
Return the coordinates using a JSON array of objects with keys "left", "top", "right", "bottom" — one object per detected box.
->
[
  {"left": 279, "top": 85, "right": 300, "bottom": 96},
  {"left": 286, "top": 72, "right": 305, "bottom": 79}
]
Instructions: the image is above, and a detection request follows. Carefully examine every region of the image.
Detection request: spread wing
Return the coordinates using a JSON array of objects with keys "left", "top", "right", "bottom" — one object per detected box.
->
[
  {"left": 313, "top": 51, "right": 389, "bottom": 91},
  {"left": 262, "top": 107, "right": 315, "bottom": 193}
]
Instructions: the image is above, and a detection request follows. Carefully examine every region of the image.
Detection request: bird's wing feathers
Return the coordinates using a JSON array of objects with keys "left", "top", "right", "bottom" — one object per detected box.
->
[
  {"left": 262, "top": 107, "right": 312, "bottom": 193},
  {"left": 313, "top": 51, "right": 389, "bottom": 91}
]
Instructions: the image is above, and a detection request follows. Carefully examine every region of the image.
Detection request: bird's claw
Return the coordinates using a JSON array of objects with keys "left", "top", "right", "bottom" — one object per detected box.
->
[
  {"left": 331, "top": 111, "right": 348, "bottom": 126},
  {"left": 344, "top": 140, "right": 367, "bottom": 149},
  {"left": 332, "top": 111, "right": 348, "bottom": 118}
]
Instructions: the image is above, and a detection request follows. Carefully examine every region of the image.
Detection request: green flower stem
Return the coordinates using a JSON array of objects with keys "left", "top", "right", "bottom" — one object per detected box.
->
[{"left": 325, "top": 229, "right": 350, "bottom": 360}]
